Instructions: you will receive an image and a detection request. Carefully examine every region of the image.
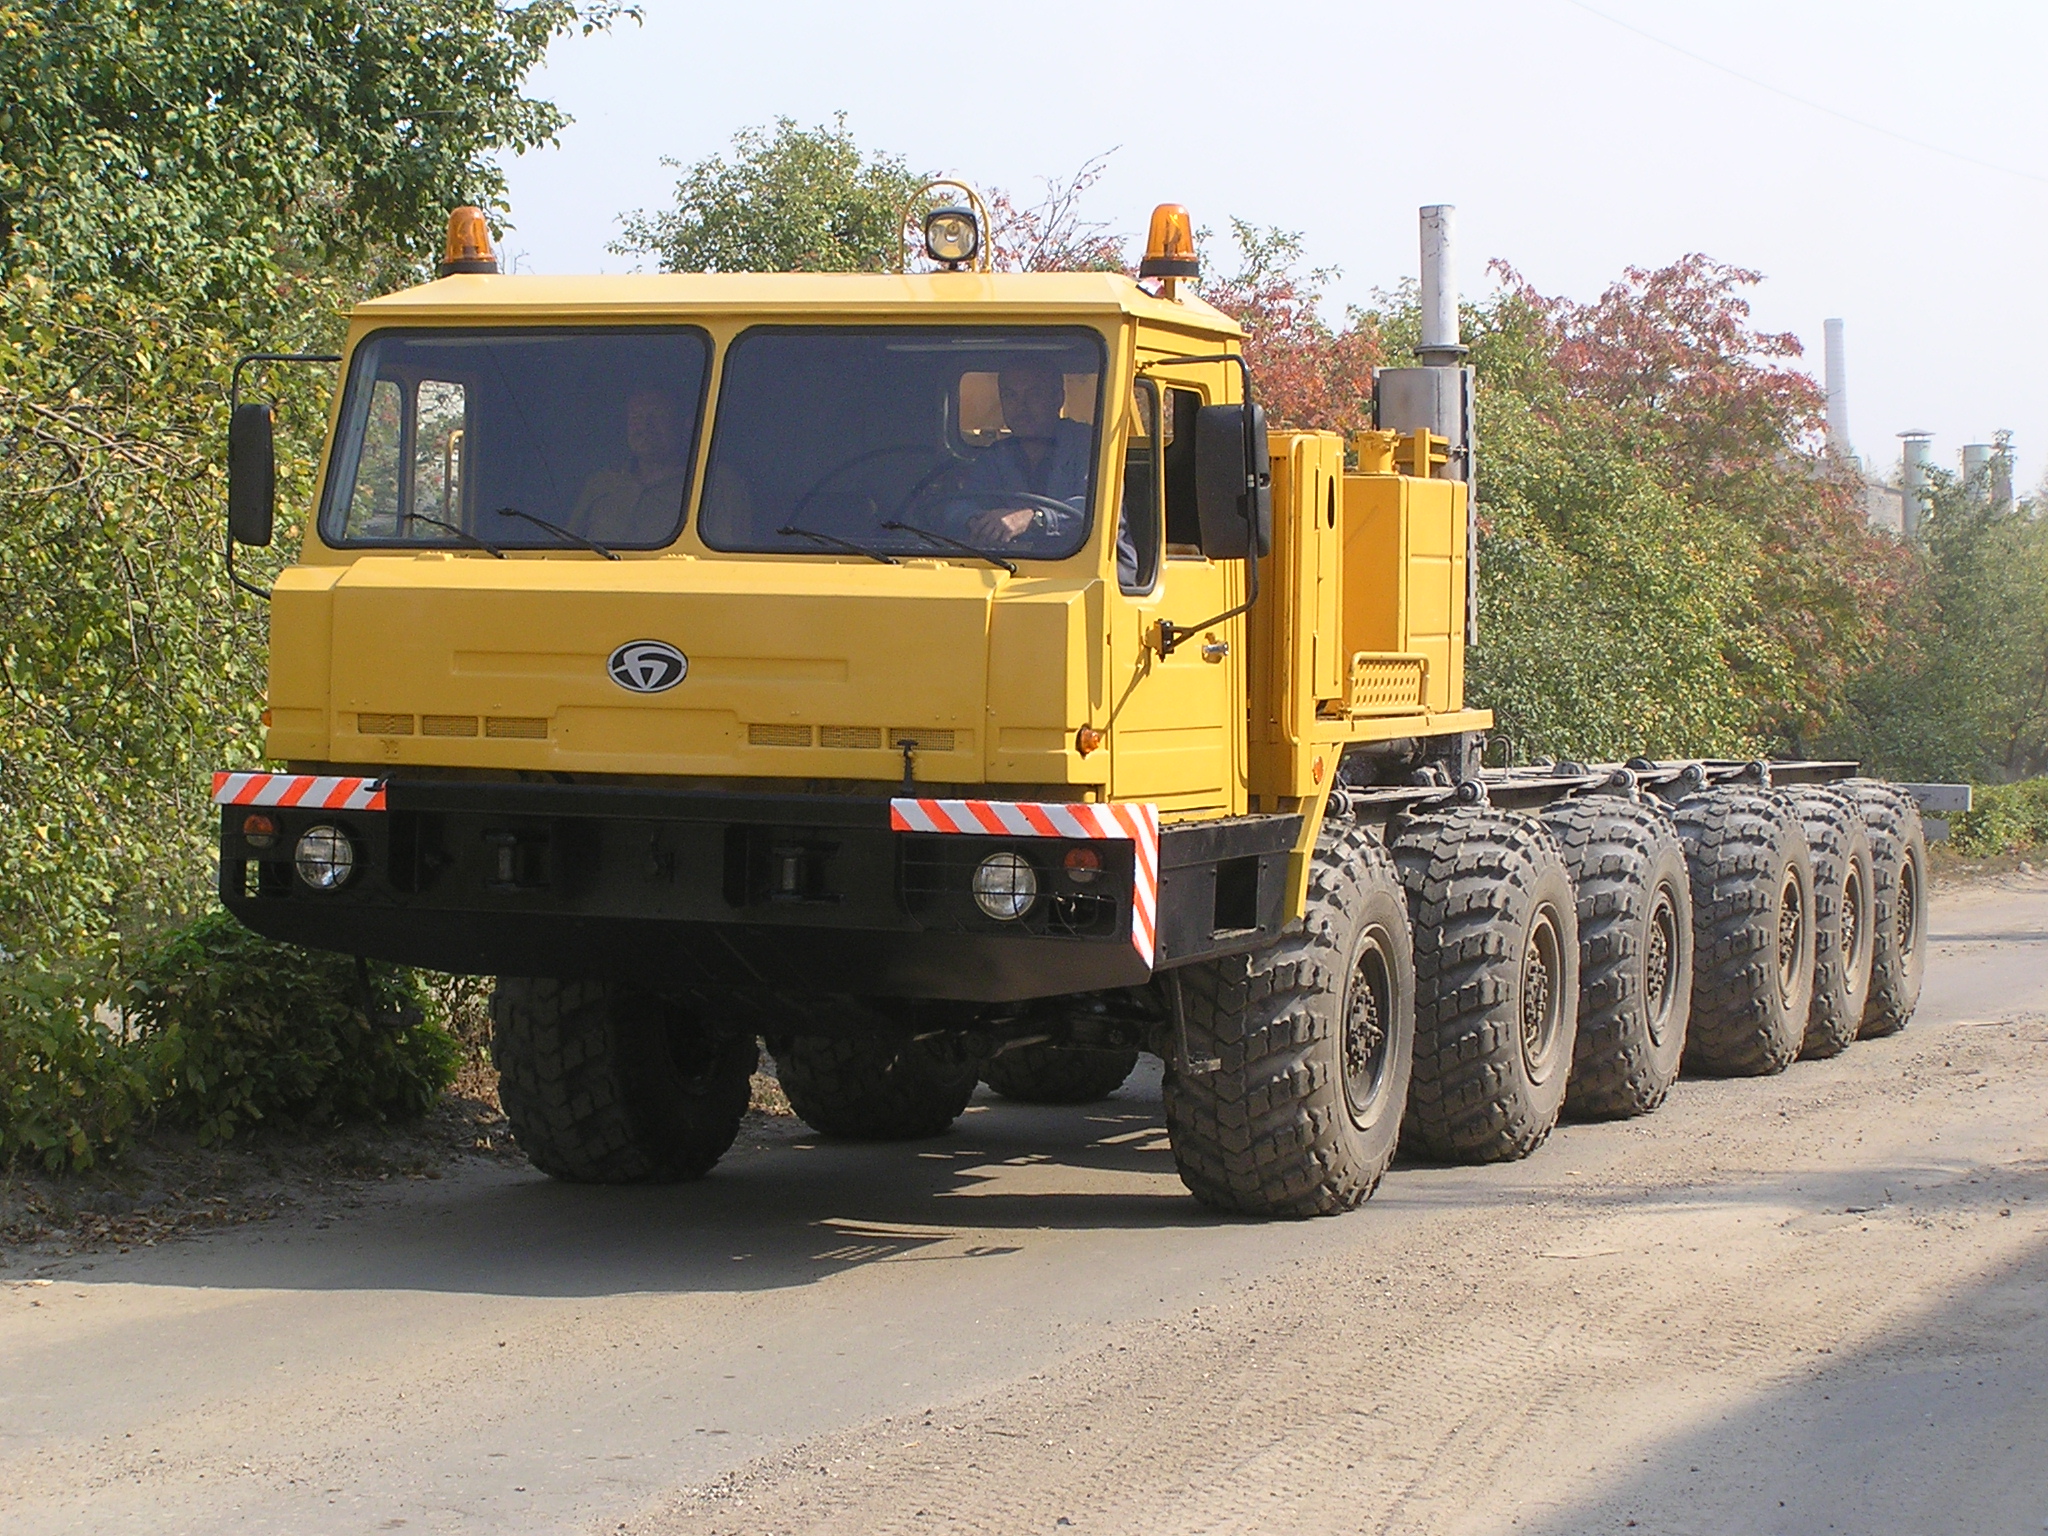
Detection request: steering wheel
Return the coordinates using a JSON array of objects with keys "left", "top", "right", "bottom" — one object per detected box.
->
[{"left": 939, "top": 489, "right": 1080, "bottom": 518}]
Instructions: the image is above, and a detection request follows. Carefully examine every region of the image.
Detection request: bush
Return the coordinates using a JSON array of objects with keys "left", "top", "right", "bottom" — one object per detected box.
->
[
  {"left": 1950, "top": 779, "right": 2048, "bottom": 859},
  {"left": 123, "top": 912, "right": 460, "bottom": 1145},
  {"left": 0, "top": 966, "right": 152, "bottom": 1172}
]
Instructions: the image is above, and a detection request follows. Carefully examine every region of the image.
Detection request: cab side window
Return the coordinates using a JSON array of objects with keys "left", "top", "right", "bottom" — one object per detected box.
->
[
  {"left": 1119, "top": 383, "right": 1165, "bottom": 594},
  {"left": 1163, "top": 387, "right": 1203, "bottom": 552}
]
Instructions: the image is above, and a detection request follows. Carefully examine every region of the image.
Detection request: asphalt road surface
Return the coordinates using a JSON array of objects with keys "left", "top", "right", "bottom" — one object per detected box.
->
[{"left": 5, "top": 875, "right": 2046, "bottom": 1536}]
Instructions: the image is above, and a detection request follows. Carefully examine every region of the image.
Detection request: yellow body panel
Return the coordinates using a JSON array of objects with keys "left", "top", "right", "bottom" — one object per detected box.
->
[{"left": 1341, "top": 472, "right": 1467, "bottom": 714}]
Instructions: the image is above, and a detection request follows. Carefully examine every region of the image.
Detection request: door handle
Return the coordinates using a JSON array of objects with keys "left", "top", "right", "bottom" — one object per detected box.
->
[{"left": 1201, "top": 640, "right": 1230, "bottom": 663}]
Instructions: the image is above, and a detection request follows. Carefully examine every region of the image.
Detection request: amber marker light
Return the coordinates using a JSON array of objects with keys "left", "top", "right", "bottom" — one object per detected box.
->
[
  {"left": 1138, "top": 203, "right": 1199, "bottom": 281},
  {"left": 439, "top": 205, "right": 499, "bottom": 276},
  {"left": 1075, "top": 725, "right": 1105, "bottom": 756}
]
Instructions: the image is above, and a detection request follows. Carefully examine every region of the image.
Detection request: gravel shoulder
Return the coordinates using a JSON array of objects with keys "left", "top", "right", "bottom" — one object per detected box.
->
[{"left": 2, "top": 875, "right": 2044, "bottom": 1536}]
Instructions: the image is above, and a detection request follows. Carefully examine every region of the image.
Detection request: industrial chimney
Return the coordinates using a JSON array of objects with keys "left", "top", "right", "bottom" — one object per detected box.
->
[
  {"left": 1899, "top": 431, "right": 1934, "bottom": 540},
  {"left": 1962, "top": 443, "right": 1992, "bottom": 500},
  {"left": 1823, "top": 319, "right": 1853, "bottom": 464}
]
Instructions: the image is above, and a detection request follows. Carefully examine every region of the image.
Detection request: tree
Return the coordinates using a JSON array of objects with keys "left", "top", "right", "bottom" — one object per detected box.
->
[
  {"left": 0, "top": 1, "right": 623, "bottom": 304},
  {"left": 0, "top": 0, "right": 616, "bottom": 994},
  {"left": 1489, "top": 257, "right": 1918, "bottom": 749},
  {"left": 984, "top": 153, "right": 1129, "bottom": 274},
  {"left": 613, "top": 116, "right": 927, "bottom": 274},
  {"left": 1200, "top": 221, "right": 1380, "bottom": 436},
  {"left": 1830, "top": 476, "right": 2048, "bottom": 782}
]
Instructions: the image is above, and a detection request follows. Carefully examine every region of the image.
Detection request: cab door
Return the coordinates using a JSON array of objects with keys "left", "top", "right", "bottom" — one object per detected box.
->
[{"left": 1108, "top": 381, "right": 1244, "bottom": 818}]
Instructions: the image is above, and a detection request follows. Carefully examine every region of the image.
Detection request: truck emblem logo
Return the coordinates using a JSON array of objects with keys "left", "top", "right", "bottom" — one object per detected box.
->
[{"left": 607, "top": 640, "right": 688, "bottom": 694}]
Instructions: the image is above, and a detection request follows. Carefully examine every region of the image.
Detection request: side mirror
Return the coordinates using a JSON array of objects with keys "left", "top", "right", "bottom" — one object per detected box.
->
[
  {"left": 228, "top": 402, "right": 276, "bottom": 547},
  {"left": 1193, "top": 402, "right": 1272, "bottom": 560}
]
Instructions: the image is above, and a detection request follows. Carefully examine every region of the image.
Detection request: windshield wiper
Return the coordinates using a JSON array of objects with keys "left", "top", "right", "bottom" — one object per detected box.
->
[
  {"left": 493, "top": 505, "right": 620, "bottom": 560},
  {"left": 405, "top": 513, "right": 505, "bottom": 557},
  {"left": 776, "top": 524, "right": 900, "bottom": 565},
  {"left": 880, "top": 520, "right": 1018, "bottom": 575}
]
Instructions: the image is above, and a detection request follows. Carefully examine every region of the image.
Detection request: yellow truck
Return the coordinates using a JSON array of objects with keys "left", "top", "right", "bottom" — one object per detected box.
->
[{"left": 215, "top": 200, "right": 1932, "bottom": 1216}]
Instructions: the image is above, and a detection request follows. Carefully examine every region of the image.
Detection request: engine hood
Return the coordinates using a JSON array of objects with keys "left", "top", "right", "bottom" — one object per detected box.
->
[{"left": 261, "top": 554, "right": 1104, "bottom": 788}]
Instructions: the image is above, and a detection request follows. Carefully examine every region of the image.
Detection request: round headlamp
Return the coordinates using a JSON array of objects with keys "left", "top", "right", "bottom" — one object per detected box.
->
[
  {"left": 294, "top": 824, "right": 357, "bottom": 891},
  {"left": 924, "top": 206, "right": 980, "bottom": 268},
  {"left": 971, "top": 851, "right": 1037, "bottom": 921}
]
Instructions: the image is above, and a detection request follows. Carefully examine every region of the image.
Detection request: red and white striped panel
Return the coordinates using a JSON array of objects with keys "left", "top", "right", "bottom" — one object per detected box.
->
[
  {"left": 889, "top": 798, "right": 1160, "bottom": 968},
  {"left": 212, "top": 771, "right": 387, "bottom": 813}
]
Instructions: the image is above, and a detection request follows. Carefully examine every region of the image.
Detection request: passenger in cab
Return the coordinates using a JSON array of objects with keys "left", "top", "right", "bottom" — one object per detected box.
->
[{"left": 572, "top": 388, "right": 693, "bottom": 541}]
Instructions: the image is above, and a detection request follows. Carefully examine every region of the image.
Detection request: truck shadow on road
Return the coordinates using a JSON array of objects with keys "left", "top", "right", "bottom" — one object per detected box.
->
[{"left": 83, "top": 1078, "right": 1239, "bottom": 1299}]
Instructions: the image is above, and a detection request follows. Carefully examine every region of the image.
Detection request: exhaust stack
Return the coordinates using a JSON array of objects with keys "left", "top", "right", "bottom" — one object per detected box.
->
[
  {"left": 1375, "top": 205, "right": 1480, "bottom": 644},
  {"left": 1417, "top": 205, "right": 1467, "bottom": 368}
]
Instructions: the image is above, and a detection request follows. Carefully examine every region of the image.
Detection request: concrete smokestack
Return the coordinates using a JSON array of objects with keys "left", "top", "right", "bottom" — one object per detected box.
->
[
  {"left": 1416, "top": 205, "right": 1467, "bottom": 367},
  {"left": 1992, "top": 431, "right": 2015, "bottom": 509},
  {"left": 1823, "top": 318, "right": 1853, "bottom": 463},
  {"left": 1963, "top": 443, "right": 1992, "bottom": 499},
  {"left": 1900, "top": 431, "right": 1933, "bottom": 540}
]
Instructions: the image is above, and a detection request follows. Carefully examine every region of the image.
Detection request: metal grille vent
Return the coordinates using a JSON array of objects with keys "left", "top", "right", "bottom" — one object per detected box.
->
[
  {"left": 890, "top": 728, "right": 956, "bottom": 752},
  {"left": 420, "top": 715, "right": 479, "bottom": 738},
  {"left": 819, "top": 725, "right": 883, "bottom": 750},
  {"left": 485, "top": 716, "right": 549, "bottom": 739},
  {"left": 356, "top": 713, "right": 414, "bottom": 736}
]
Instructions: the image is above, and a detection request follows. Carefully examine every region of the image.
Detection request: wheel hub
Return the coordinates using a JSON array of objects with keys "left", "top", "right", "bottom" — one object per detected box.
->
[
  {"left": 1841, "top": 870, "right": 1862, "bottom": 974},
  {"left": 1778, "top": 874, "right": 1805, "bottom": 1001},
  {"left": 1520, "top": 910, "right": 1563, "bottom": 1078},
  {"left": 1897, "top": 862, "right": 1918, "bottom": 957},
  {"left": 1342, "top": 937, "right": 1393, "bottom": 1126},
  {"left": 1644, "top": 893, "right": 1677, "bottom": 1045}
]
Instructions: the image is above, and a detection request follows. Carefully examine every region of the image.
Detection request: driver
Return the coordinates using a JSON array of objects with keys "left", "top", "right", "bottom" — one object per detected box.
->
[
  {"left": 958, "top": 363, "right": 1092, "bottom": 546},
  {"left": 571, "top": 388, "right": 692, "bottom": 541}
]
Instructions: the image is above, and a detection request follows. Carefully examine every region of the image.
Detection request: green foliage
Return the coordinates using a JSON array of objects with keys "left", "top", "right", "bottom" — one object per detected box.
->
[
  {"left": 124, "top": 911, "right": 459, "bottom": 1145},
  {"left": 0, "top": 965, "right": 152, "bottom": 1172},
  {"left": 0, "top": 0, "right": 628, "bottom": 303},
  {"left": 0, "top": 0, "right": 606, "bottom": 1166},
  {"left": 1950, "top": 779, "right": 2048, "bottom": 858},
  {"left": 1466, "top": 376, "right": 1767, "bottom": 758},
  {"left": 1831, "top": 476, "right": 2048, "bottom": 783},
  {"left": 614, "top": 116, "right": 927, "bottom": 274}
]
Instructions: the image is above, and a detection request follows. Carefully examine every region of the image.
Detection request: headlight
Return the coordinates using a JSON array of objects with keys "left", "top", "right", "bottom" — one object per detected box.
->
[
  {"left": 924, "top": 206, "right": 980, "bottom": 266},
  {"left": 971, "top": 851, "right": 1037, "bottom": 921},
  {"left": 294, "top": 824, "right": 356, "bottom": 890}
]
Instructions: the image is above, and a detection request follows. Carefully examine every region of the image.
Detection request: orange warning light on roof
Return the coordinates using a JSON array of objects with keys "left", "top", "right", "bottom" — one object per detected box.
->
[
  {"left": 439, "top": 206, "right": 498, "bottom": 277},
  {"left": 1138, "top": 204, "right": 1199, "bottom": 281}
]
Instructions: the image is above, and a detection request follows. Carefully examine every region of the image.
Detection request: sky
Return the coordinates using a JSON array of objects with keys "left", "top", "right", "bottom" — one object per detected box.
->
[{"left": 497, "top": 0, "right": 2048, "bottom": 491}]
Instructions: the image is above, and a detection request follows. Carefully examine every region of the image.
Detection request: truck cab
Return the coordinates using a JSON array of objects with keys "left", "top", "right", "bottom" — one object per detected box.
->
[{"left": 223, "top": 220, "right": 1482, "bottom": 1003}]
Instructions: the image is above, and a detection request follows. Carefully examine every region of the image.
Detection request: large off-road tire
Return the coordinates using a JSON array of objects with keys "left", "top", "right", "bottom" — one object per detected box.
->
[
  {"left": 1842, "top": 780, "right": 1929, "bottom": 1038},
  {"left": 1540, "top": 796, "right": 1693, "bottom": 1119},
  {"left": 1783, "top": 787, "right": 1876, "bottom": 1059},
  {"left": 1161, "top": 824, "right": 1415, "bottom": 1217},
  {"left": 490, "top": 979, "right": 756, "bottom": 1183},
  {"left": 1389, "top": 806, "right": 1581, "bottom": 1162},
  {"left": 983, "top": 1043, "right": 1139, "bottom": 1104},
  {"left": 1670, "top": 789, "right": 1815, "bottom": 1076},
  {"left": 773, "top": 1019, "right": 980, "bottom": 1140}
]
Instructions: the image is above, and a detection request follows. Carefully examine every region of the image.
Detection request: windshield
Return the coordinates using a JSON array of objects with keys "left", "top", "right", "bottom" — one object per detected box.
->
[
  {"left": 320, "top": 327, "right": 711, "bottom": 551},
  {"left": 698, "top": 327, "right": 1105, "bottom": 562}
]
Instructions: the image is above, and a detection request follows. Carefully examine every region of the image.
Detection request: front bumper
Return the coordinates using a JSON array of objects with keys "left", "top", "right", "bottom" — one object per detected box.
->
[{"left": 214, "top": 773, "right": 1171, "bottom": 1002}]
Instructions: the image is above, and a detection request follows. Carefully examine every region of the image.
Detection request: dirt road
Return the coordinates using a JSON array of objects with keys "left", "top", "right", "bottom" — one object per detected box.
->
[{"left": 5, "top": 875, "right": 2046, "bottom": 1536}]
